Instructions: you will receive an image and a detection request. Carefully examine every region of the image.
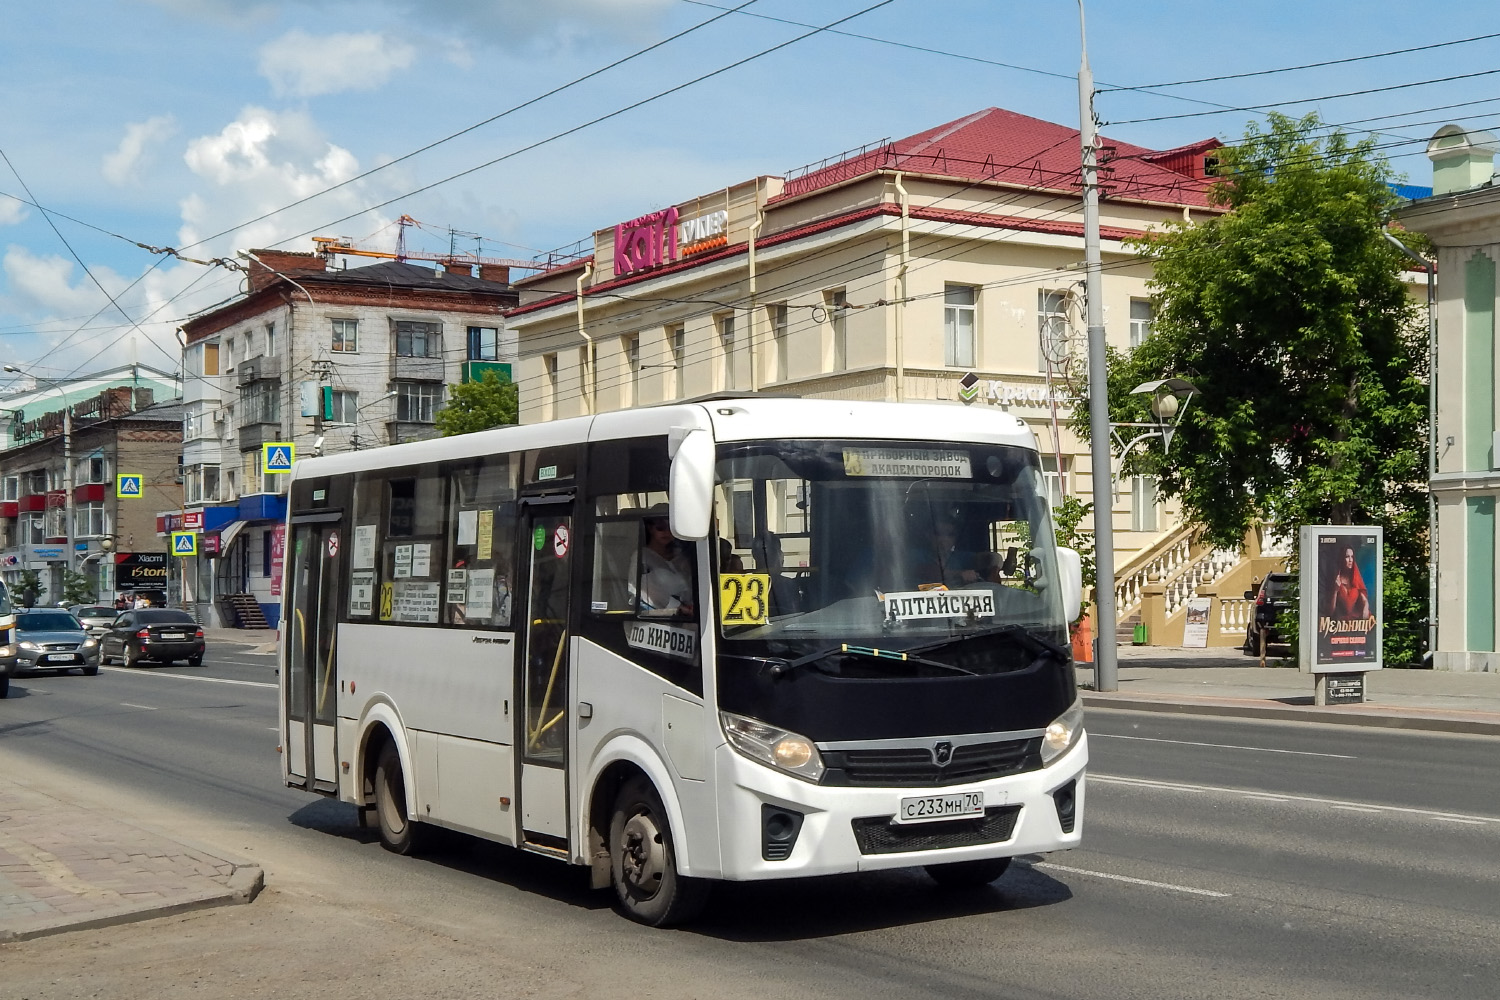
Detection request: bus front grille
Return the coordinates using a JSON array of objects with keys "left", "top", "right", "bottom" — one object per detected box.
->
[
  {"left": 851, "top": 805, "right": 1021, "bottom": 855},
  {"left": 821, "top": 737, "right": 1041, "bottom": 787}
]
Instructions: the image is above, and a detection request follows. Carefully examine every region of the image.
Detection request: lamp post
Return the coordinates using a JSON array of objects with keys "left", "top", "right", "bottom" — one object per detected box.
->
[
  {"left": 1109, "top": 379, "right": 1201, "bottom": 482},
  {"left": 5, "top": 365, "right": 74, "bottom": 585}
]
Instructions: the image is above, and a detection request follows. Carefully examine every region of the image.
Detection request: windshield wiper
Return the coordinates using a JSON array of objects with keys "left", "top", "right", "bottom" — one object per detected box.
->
[
  {"left": 905, "top": 623, "right": 1071, "bottom": 664},
  {"left": 768, "top": 643, "right": 977, "bottom": 678}
]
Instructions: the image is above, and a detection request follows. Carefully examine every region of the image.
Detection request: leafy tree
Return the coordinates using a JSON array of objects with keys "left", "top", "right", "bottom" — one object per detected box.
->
[
  {"left": 434, "top": 370, "right": 518, "bottom": 437},
  {"left": 60, "top": 569, "right": 97, "bottom": 606},
  {"left": 13, "top": 569, "right": 44, "bottom": 609},
  {"left": 1051, "top": 495, "right": 1097, "bottom": 621},
  {"left": 1079, "top": 112, "right": 1428, "bottom": 663}
]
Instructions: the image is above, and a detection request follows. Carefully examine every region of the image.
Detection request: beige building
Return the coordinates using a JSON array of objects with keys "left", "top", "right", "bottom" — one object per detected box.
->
[{"left": 508, "top": 107, "right": 1261, "bottom": 643}]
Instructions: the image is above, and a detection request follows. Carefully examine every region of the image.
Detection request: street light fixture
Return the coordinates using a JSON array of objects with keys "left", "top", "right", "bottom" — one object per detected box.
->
[
  {"left": 4, "top": 364, "right": 75, "bottom": 579},
  {"left": 1109, "top": 378, "right": 1200, "bottom": 485}
]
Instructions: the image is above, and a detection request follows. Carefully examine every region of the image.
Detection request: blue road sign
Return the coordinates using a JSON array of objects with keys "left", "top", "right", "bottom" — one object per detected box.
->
[
  {"left": 262, "top": 442, "right": 295, "bottom": 474},
  {"left": 116, "top": 474, "right": 143, "bottom": 498},
  {"left": 171, "top": 531, "right": 198, "bottom": 556}
]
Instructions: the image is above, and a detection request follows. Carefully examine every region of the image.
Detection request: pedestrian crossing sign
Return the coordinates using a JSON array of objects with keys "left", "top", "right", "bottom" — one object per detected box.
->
[
  {"left": 116, "top": 474, "right": 143, "bottom": 498},
  {"left": 172, "top": 531, "right": 198, "bottom": 556},
  {"left": 262, "top": 442, "right": 295, "bottom": 474}
]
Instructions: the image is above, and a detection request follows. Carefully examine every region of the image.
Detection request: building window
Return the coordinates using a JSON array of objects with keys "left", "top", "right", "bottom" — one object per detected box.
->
[
  {"left": 241, "top": 380, "right": 281, "bottom": 425},
  {"left": 2, "top": 476, "right": 17, "bottom": 501},
  {"left": 329, "top": 390, "right": 358, "bottom": 424},
  {"left": 1129, "top": 298, "right": 1153, "bottom": 349},
  {"left": 543, "top": 353, "right": 558, "bottom": 419},
  {"left": 77, "top": 455, "right": 107, "bottom": 484},
  {"left": 770, "top": 303, "right": 789, "bottom": 383},
  {"left": 202, "top": 342, "right": 220, "bottom": 376},
  {"left": 23, "top": 469, "right": 47, "bottom": 495},
  {"left": 625, "top": 334, "right": 640, "bottom": 406},
  {"left": 1040, "top": 454, "right": 1069, "bottom": 507},
  {"left": 184, "top": 412, "right": 205, "bottom": 441},
  {"left": 669, "top": 325, "right": 686, "bottom": 398},
  {"left": 265, "top": 322, "right": 277, "bottom": 359},
  {"left": 331, "top": 318, "right": 358, "bottom": 353},
  {"left": 467, "top": 326, "right": 500, "bottom": 361},
  {"left": 1038, "top": 290, "right": 1071, "bottom": 371},
  {"left": 1131, "top": 475, "right": 1159, "bottom": 532},
  {"left": 394, "top": 320, "right": 441, "bottom": 358},
  {"left": 944, "top": 284, "right": 977, "bottom": 368},
  {"left": 225, "top": 337, "right": 235, "bottom": 368},
  {"left": 718, "top": 313, "right": 737, "bottom": 390},
  {"left": 395, "top": 382, "right": 443, "bottom": 423},
  {"left": 185, "top": 464, "right": 222, "bottom": 504},
  {"left": 21, "top": 512, "right": 45, "bottom": 545},
  {"left": 75, "top": 501, "right": 108, "bottom": 538},
  {"left": 826, "top": 289, "right": 848, "bottom": 370},
  {"left": 46, "top": 504, "right": 65, "bottom": 540},
  {"left": 242, "top": 450, "right": 262, "bottom": 496}
]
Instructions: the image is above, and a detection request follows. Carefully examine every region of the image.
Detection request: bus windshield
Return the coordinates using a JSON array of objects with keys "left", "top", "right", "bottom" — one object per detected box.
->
[{"left": 713, "top": 439, "right": 1069, "bottom": 660}]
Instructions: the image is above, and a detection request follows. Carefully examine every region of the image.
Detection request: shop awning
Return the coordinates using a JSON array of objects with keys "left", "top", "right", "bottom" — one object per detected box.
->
[{"left": 217, "top": 520, "right": 248, "bottom": 552}]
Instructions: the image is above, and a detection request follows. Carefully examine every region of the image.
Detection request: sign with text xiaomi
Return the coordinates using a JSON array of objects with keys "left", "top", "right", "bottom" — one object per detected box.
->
[{"left": 116, "top": 552, "right": 168, "bottom": 589}]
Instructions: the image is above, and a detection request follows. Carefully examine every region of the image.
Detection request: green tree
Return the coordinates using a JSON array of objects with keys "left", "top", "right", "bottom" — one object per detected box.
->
[
  {"left": 1080, "top": 112, "right": 1428, "bottom": 663},
  {"left": 60, "top": 569, "right": 97, "bottom": 606},
  {"left": 1051, "top": 495, "right": 1096, "bottom": 620},
  {"left": 13, "top": 569, "right": 44, "bottom": 609},
  {"left": 434, "top": 370, "right": 518, "bottom": 437}
]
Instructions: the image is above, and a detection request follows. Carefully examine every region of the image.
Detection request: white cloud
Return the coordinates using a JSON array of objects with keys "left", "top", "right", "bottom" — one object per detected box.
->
[
  {"left": 2, "top": 247, "right": 122, "bottom": 316},
  {"left": 102, "top": 116, "right": 178, "bottom": 185},
  {"left": 0, "top": 196, "right": 26, "bottom": 226},
  {"left": 259, "top": 30, "right": 416, "bottom": 98}
]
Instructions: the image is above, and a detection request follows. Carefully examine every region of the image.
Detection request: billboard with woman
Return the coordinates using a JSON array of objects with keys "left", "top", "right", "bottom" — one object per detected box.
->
[{"left": 1299, "top": 526, "right": 1383, "bottom": 671}]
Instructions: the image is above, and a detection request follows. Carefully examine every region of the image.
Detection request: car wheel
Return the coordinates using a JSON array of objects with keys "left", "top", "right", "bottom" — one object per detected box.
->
[
  {"left": 123, "top": 644, "right": 139, "bottom": 668},
  {"left": 374, "top": 742, "right": 425, "bottom": 856},
  {"left": 188, "top": 654, "right": 204, "bottom": 667},
  {"left": 0, "top": 676, "right": 8, "bottom": 698},
  {"left": 609, "top": 776, "right": 710, "bottom": 926},
  {"left": 924, "top": 857, "right": 1012, "bottom": 888},
  {"left": 82, "top": 662, "right": 99, "bottom": 676}
]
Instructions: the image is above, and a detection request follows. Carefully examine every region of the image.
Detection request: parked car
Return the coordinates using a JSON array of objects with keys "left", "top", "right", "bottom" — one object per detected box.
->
[
  {"left": 68, "top": 604, "right": 118, "bottom": 637},
  {"left": 1242, "top": 572, "right": 1293, "bottom": 654},
  {"left": 100, "top": 609, "right": 206, "bottom": 667},
  {"left": 9, "top": 609, "right": 101, "bottom": 678}
]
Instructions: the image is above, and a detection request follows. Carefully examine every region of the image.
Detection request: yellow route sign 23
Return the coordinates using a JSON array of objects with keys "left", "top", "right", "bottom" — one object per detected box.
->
[{"left": 718, "top": 573, "right": 770, "bottom": 626}]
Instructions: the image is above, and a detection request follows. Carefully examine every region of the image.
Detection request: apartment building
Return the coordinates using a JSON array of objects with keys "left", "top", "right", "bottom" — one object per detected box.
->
[{"left": 177, "top": 251, "right": 518, "bottom": 626}]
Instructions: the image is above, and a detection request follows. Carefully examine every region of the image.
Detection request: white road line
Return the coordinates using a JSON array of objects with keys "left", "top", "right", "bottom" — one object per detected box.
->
[
  {"left": 100, "top": 667, "right": 276, "bottom": 690},
  {"left": 1092, "top": 773, "right": 1500, "bottom": 826},
  {"left": 1032, "top": 862, "right": 1231, "bottom": 898},
  {"left": 118, "top": 703, "right": 158, "bottom": 711},
  {"left": 1331, "top": 804, "right": 1382, "bottom": 814},
  {"left": 1093, "top": 733, "right": 1356, "bottom": 759}
]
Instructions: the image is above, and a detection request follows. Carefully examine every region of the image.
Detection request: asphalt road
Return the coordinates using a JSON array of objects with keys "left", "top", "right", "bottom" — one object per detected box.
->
[{"left": 1, "top": 654, "right": 1496, "bottom": 999}]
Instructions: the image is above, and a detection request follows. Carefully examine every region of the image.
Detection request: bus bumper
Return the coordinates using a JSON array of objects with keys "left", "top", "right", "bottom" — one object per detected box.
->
[{"left": 709, "top": 733, "right": 1087, "bottom": 881}]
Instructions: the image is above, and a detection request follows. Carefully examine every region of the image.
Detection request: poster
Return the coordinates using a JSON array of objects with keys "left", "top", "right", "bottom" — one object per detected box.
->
[
  {"left": 458, "top": 509, "right": 478, "bottom": 546},
  {"left": 447, "top": 568, "right": 467, "bottom": 604},
  {"left": 393, "top": 581, "right": 441, "bottom": 623},
  {"left": 477, "top": 509, "right": 494, "bottom": 560},
  {"left": 467, "top": 568, "right": 494, "bottom": 622},
  {"left": 1299, "top": 525, "right": 1383, "bottom": 673},
  {"left": 394, "top": 544, "right": 412, "bottom": 579},
  {"left": 353, "top": 525, "right": 377, "bottom": 569},
  {"left": 1181, "top": 597, "right": 1211, "bottom": 647},
  {"left": 349, "top": 570, "right": 375, "bottom": 617},
  {"left": 270, "top": 524, "right": 286, "bottom": 597},
  {"left": 412, "top": 543, "right": 431, "bottom": 577}
]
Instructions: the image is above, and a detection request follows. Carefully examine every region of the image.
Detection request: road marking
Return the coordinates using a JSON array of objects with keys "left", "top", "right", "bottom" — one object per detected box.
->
[
  {"left": 1032, "top": 861, "right": 1231, "bottom": 898},
  {"left": 1332, "top": 804, "right": 1382, "bottom": 814},
  {"left": 1093, "top": 733, "right": 1356, "bottom": 759},
  {"left": 101, "top": 667, "right": 276, "bottom": 690},
  {"left": 118, "top": 703, "right": 158, "bottom": 710},
  {"left": 1092, "top": 773, "right": 1500, "bottom": 826}
]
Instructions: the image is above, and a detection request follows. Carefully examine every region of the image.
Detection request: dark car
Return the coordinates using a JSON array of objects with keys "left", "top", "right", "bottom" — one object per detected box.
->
[
  {"left": 100, "top": 609, "right": 206, "bottom": 667},
  {"left": 1242, "top": 572, "right": 1292, "bottom": 654},
  {"left": 10, "top": 609, "right": 101, "bottom": 678}
]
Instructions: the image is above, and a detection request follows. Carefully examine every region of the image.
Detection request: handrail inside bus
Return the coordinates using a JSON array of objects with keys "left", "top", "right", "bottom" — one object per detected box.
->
[{"left": 527, "top": 629, "right": 567, "bottom": 751}]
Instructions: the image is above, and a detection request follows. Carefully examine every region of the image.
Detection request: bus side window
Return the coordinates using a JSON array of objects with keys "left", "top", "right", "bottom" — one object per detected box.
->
[{"left": 444, "top": 454, "right": 518, "bottom": 629}]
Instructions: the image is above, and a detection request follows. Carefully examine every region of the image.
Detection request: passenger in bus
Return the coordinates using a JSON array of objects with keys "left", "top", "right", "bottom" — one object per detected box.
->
[
  {"left": 913, "top": 517, "right": 984, "bottom": 588},
  {"left": 718, "top": 537, "right": 744, "bottom": 574},
  {"left": 639, "top": 514, "right": 695, "bottom": 616}
]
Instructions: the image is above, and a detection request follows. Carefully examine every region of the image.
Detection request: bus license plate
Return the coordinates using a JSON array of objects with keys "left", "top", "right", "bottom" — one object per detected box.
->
[{"left": 895, "top": 791, "right": 985, "bottom": 825}]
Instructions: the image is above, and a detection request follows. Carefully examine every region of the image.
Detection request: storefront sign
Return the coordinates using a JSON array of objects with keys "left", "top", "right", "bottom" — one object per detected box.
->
[
  {"left": 957, "top": 373, "right": 1072, "bottom": 409},
  {"left": 1299, "top": 525, "right": 1383, "bottom": 673},
  {"left": 182, "top": 511, "right": 203, "bottom": 531},
  {"left": 614, "top": 207, "right": 679, "bottom": 276},
  {"left": 678, "top": 210, "right": 728, "bottom": 256},
  {"left": 116, "top": 552, "right": 168, "bottom": 589},
  {"left": 29, "top": 545, "right": 66, "bottom": 562},
  {"left": 270, "top": 524, "right": 286, "bottom": 598}
]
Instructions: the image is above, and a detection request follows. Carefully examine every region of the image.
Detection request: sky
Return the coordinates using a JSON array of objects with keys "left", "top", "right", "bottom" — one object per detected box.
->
[{"left": 1, "top": 0, "right": 1497, "bottom": 388}]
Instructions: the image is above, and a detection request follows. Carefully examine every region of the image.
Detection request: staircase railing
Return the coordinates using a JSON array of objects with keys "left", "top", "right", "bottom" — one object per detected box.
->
[{"left": 1114, "top": 523, "right": 1197, "bottom": 617}]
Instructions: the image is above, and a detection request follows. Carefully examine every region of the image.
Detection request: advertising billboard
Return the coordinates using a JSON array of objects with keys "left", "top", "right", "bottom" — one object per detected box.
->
[{"left": 1299, "top": 525, "right": 1383, "bottom": 673}]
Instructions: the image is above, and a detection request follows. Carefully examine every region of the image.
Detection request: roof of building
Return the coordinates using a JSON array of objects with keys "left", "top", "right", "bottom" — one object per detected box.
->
[
  {"left": 303, "top": 260, "right": 514, "bottom": 293},
  {"left": 774, "top": 106, "right": 1220, "bottom": 209}
]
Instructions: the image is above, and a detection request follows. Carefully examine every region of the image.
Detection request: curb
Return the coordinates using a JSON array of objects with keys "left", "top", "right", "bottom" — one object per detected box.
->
[
  {"left": 0, "top": 864, "right": 263, "bottom": 944},
  {"left": 1081, "top": 692, "right": 1500, "bottom": 737}
]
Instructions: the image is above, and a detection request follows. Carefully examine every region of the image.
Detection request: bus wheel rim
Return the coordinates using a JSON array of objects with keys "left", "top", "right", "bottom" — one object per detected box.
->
[{"left": 621, "top": 812, "right": 665, "bottom": 898}]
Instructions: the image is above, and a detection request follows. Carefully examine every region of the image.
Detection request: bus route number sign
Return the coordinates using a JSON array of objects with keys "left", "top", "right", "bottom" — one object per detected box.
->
[{"left": 718, "top": 573, "right": 771, "bottom": 626}]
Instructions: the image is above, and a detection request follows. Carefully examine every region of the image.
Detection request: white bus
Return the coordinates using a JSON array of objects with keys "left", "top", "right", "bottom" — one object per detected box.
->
[{"left": 280, "top": 396, "right": 1087, "bottom": 925}]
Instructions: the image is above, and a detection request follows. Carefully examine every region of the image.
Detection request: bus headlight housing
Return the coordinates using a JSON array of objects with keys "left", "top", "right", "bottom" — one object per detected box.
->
[
  {"left": 1040, "top": 700, "right": 1084, "bottom": 765},
  {"left": 719, "top": 711, "right": 824, "bottom": 783}
]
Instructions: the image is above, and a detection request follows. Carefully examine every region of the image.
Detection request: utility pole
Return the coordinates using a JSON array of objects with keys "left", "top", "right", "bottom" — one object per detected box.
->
[{"left": 1078, "top": 1, "right": 1119, "bottom": 691}]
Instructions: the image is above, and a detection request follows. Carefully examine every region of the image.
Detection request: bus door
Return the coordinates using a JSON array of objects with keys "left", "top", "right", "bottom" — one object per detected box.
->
[
  {"left": 516, "top": 494, "right": 575, "bottom": 853},
  {"left": 284, "top": 513, "right": 343, "bottom": 793}
]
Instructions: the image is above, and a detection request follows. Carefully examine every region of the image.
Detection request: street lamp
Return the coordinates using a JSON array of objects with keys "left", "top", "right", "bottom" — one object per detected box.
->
[
  {"left": 1109, "top": 377, "right": 1201, "bottom": 480},
  {"left": 4, "top": 365, "right": 74, "bottom": 578}
]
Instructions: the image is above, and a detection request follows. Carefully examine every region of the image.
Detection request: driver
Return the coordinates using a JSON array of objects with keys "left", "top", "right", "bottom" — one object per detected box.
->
[{"left": 639, "top": 512, "right": 695, "bottom": 616}]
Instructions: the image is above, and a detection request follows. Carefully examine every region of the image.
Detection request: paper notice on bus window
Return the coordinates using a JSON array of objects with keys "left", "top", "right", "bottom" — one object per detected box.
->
[
  {"left": 349, "top": 570, "right": 375, "bottom": 617},
  {"left": 394, "top": 544, "right": 412, "bottom": 579},
  {"left": 353, "top": 525, "right": 377, "bottom": 570},
  {"left": 477, "top": 509, "right": 494, "bottom": 560},
  {"left": 446, "top": 568, "right": 467, "bottom": 604},
  {"left": 393, "top": 581, "right": 441, "bottom": 623},
  {"left": 457, "top": 509, "right": 478, "bottom": 546},
  {"left": 468, "top": 568, "right": 494, "bottom": 621},
  {"left": 412, "top": 543, "right": 431, "bottom": 577},
  {"left": 882, "top": 589, "right": 996, "bottom": 621},
  {"left": 842, "top": 447, "right": 971, "bottom": 479},
  {"left": 626, "top": 620, "right": 697, "bottom": 663}
]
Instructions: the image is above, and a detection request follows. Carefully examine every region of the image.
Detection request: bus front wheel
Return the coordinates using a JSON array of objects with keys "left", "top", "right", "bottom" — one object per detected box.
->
[
  {"left": 608, "top": 777, "right": 708, "bottom": 926},
  {"left": 374, "top": 742, "right": 424, "bottom": 856}
]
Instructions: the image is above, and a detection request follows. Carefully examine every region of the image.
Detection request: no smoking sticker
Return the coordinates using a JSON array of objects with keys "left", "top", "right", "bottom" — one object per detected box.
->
[
  {"left": 327, "top": 532, "right": 340, "bottom": 559},
  {"left": 553, "top": 524, "right": 570, "bottom": 558}
]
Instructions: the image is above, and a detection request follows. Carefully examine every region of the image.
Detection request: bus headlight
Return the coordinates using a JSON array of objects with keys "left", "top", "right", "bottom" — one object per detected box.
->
[
  {"left": 1040, "top": 700, "right": 1084, "bottom": 765},
  {"left": 720, "top": 711, "right": 824, "bottom": 783}
]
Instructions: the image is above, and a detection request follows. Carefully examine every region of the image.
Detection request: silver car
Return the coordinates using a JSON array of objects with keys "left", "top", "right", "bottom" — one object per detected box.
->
[
  {"left": 68, "top": 604, "right": 118, "bottom": 637},
  {"left": 10, "top": 609, "right": 101, "bottom": 677}
]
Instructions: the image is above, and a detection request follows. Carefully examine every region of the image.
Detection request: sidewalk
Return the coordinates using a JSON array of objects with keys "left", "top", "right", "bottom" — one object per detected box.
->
[
  {"left": 1079, "top": 644, "right": 1500, "bottom": 735},
  {"left": 0, "top": 776, "right": 262, "bottom": 942},
  {"left": 203, "top": 625, "right": 278, "bottom": 655}
]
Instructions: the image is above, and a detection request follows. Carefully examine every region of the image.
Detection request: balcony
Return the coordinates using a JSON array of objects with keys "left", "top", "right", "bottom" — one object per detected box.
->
[
  {"left": 386, "top": 421, "right": 440, "bottom": 446},
  {"left": 237, "top": 355, "right": 283, "bottom": 386},
  {"left": 237, "top": 421, "right": 284, "bottom": 451},
  {"left": 390, "top": 354, "right": 446, "bottom": 382}
]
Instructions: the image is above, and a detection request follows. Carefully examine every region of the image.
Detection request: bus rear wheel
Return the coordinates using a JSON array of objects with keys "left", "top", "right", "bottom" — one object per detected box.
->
[
  {"left": 608, "top": 777, "right": 708, "bottom": 926},
  {"left": 374, "top": 742, "right": 424, "bottom": 855},
  {"left": 924, "top": 857, "right": 1012, "bottom": 888}
]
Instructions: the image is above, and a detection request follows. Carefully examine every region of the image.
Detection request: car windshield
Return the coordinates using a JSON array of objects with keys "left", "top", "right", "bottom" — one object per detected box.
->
[
  {"left": 712, "top": 439, "right": 1068, "bottom": 654},
  {"left": 19, "top": 613, "right": 82, "bottom": 632},
  {"left": 74, "top": 606, "right": 114, "bottom": 617},
  {"left": 137, "top": 610, "right": 195, "bottom": 624}
]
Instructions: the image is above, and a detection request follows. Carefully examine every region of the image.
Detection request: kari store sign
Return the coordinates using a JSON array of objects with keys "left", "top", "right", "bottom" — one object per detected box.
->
[{"left": 612, "top": 206, "right": 730, "bottom": 277}]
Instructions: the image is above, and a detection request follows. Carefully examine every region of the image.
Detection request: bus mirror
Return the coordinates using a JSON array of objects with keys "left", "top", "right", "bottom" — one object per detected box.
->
[
  {"left": 1055, "top": 546, "right": 1083, "bottom": 623},
  {"left": 669, "top": 428, "right": 714, "bottom": 542}
]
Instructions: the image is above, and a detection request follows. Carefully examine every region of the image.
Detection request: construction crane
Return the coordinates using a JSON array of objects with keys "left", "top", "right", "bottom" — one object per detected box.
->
[{"left": 312, "top": 215, "right": 544, "bottom": 273}]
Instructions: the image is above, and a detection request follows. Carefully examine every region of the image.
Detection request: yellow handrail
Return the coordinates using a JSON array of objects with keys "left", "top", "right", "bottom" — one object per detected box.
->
[{"left": 527, "top": 628, "right": 568, "bottom": 751}]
